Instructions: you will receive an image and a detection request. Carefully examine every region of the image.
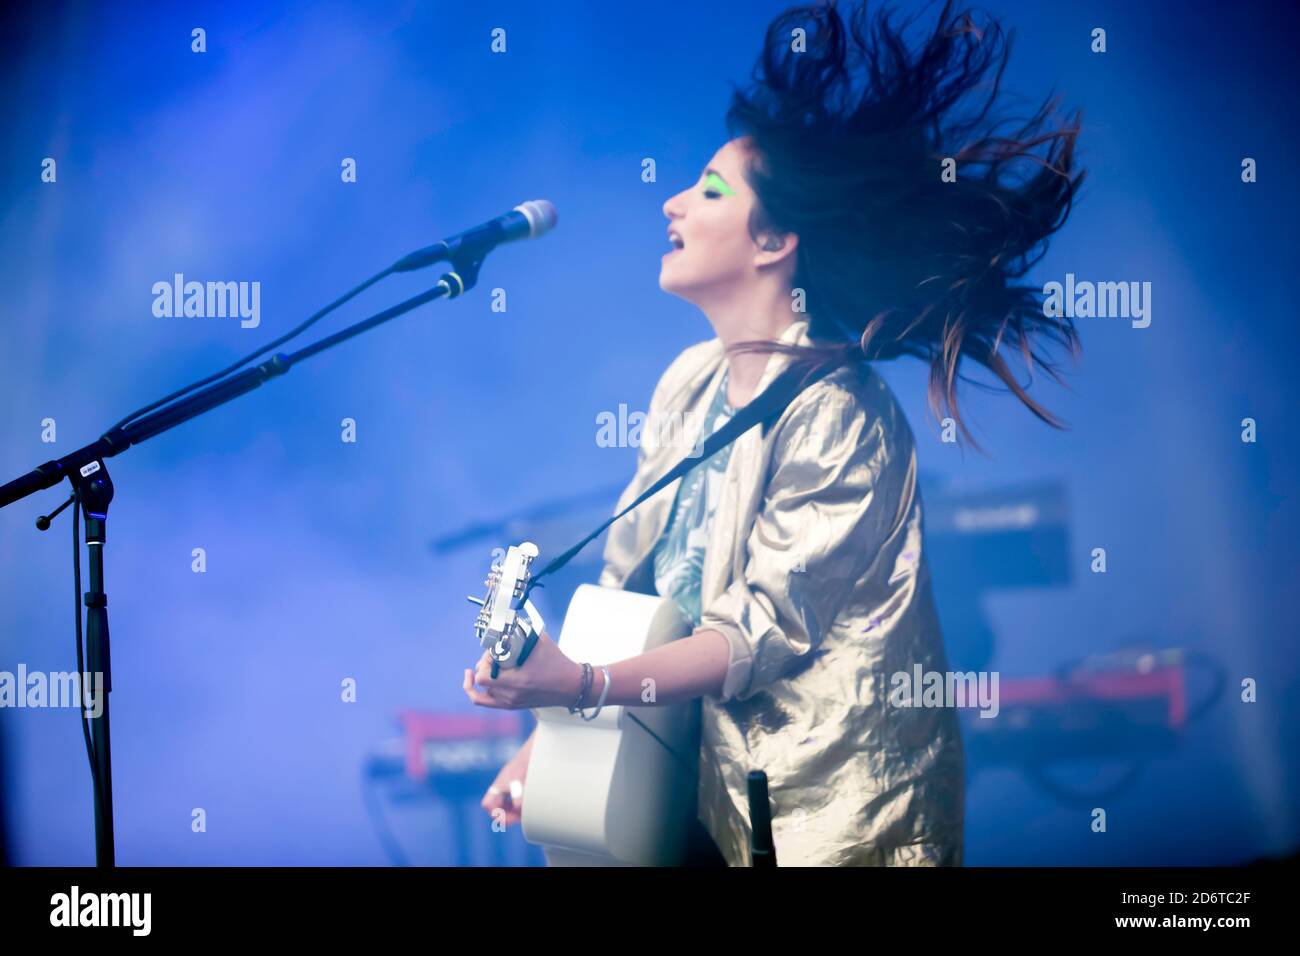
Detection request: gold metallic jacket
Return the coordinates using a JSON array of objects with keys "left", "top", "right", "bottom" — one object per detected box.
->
[{"left": 598, "top": 319, "right": 965, "bottom": 866}]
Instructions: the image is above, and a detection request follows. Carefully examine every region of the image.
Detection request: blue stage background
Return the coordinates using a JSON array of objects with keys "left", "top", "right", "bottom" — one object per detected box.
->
[{"left": 1, "top": 0, "right": 1296, "bottom": 865}]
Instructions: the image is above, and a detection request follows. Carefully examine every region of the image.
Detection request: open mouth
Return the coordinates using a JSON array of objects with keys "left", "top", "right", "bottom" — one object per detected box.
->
[{"left": 667, "top": 230, "right": 685, "bottom": 251}]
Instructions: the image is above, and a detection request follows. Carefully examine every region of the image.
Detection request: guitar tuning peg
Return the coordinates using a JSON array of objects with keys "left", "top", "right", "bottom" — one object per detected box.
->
[{"left": 466, "top": 595, "right": 486, "bottom": 606}]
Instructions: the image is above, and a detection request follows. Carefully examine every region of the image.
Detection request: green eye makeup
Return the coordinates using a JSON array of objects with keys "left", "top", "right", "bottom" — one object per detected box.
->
[{"left": 704, "top": 171, "right": 736, "bottom": 197}]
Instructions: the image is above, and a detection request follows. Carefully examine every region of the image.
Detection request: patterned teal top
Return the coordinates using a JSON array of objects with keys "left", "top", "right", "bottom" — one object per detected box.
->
[{"left": 652, "top": 368, "right": 736, "bottom": 626}]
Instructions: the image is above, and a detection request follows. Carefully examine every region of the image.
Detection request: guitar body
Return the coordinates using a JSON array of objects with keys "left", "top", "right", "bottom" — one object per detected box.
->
[{"left": 521, "top": 584, "right": 700, "bottom": 866}]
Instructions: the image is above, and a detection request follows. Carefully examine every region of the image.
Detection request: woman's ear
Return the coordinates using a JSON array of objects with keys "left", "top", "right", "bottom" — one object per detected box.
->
[{"left": 755, "top": 230, "right": 798, "bottom": 267}]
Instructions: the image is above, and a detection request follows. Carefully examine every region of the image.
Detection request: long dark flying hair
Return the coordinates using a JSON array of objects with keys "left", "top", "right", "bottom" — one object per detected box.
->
[{"left": 725, "top": 0, "right": 1084, "bottom": 446}]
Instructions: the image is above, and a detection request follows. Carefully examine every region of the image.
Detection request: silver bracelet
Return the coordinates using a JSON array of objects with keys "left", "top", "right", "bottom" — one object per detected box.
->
[{"left": 580, "top": 665, "right": 612, "bottom": 722}]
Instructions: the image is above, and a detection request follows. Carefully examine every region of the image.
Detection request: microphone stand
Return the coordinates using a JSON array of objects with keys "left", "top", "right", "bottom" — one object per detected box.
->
[
  {"left": 0, "top": 252, "right": 487, "bottom": 866},
  {"left": 73, "top": 465, "right": 116, "bottom": 865}
]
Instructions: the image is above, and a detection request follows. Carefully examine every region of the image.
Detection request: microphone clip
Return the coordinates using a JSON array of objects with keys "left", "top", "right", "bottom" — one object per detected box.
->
[{"left": 437, "top": 252, "right": 485, "bottom": 300}]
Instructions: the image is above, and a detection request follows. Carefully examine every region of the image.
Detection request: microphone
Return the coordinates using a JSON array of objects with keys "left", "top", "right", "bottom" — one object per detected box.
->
[
  {"left": 748, "top": 769, "right": 778, "bottom": 868},
  {"left": 392, "top": 200, "right": 557, "bottom": 273}
]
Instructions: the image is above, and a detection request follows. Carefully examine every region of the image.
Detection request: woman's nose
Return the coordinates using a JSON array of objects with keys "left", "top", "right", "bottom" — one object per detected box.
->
[{"left": 663, "top": 191, "right": 685, "bottom": 220}]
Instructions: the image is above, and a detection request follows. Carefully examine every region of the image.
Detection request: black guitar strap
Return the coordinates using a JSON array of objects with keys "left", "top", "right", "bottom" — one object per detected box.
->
[{"left": 522, "top": 360, "right": 837, "bottom": 602}]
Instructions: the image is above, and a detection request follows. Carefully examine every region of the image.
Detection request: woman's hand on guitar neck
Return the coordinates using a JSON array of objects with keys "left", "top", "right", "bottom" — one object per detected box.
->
[
  {"left": 463, "top": 628, "right": 732, "bottom": 710},
  {"left": 462, "top": 631, "right": 583, "bottom": 710}
]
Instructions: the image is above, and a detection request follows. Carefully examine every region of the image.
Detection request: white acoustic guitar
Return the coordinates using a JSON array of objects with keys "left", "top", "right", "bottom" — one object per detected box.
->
[{"left": 469, "top": 542, "right": 700, "bottom": 866}]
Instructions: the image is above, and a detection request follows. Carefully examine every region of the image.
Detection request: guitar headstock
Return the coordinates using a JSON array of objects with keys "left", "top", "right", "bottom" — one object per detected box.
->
[{"left": 468, "top": 541, "right": 545, "bottom": 671}]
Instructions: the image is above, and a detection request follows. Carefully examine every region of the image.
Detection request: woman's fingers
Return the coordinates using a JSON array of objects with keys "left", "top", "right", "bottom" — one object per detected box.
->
[
  {"left": 500, "top": 792, "right": 522, "bottom": 825},
  {"left": 481, "top": 783, "right": 523, "bottom": 825},
  {"left": 463, "top": 668, "right": 498, "bottom": 707},
  {"left": 474, "top": 653, "right": 496, "bottom": 685}
]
